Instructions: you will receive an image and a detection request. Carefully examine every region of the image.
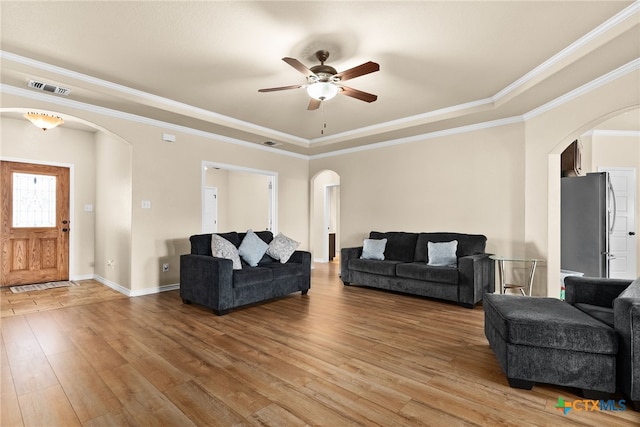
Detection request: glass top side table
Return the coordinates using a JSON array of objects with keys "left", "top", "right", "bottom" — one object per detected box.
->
[{"left": 489, "top": 255, "right": 545, "bottom": 296}]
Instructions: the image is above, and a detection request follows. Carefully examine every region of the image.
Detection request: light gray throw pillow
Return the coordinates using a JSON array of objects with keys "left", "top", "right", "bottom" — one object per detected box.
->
[
  {"left": 266, "top": 232, "right": 300, "bottom": 263},
  {"left": 360, "top": 238, "right": 387, "bottom": 260},
  {"left": 427, "top": 240, "right": 458, "bottom": 267},
  {"left": 238, "top": 230, "right": 269, "bottom": 267},
  {"left": 212, "top": 234, "right": 242, "bottom": 270}
]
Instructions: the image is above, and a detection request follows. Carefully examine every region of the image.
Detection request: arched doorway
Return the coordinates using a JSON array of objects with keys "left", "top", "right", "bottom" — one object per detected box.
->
[
  {"left": 547, "top": 107, "right": 639, "bottom": 296},
  {"left": 310, "top": 170, "right": 340, "bottom": 263}
]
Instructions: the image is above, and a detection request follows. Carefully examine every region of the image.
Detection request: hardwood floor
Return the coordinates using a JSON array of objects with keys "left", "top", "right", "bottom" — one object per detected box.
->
[
  {"left": 1, "top": 261, "right": 638, "bottom": 426},
  {"left": 1, "top": 280, "right": 128, "bottom": 317}
]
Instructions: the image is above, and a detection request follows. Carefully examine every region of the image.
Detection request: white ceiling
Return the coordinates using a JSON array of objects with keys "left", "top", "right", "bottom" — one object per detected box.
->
[{"left": 1, "top": 1, "right": 638, "bottom": 156}]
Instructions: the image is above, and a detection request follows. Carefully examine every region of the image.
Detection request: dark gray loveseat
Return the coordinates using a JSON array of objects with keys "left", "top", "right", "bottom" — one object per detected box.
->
[
  {"left": 340, "top": 231, "right": 495, "bottom": 308},
  {"left": 180, "top": 231, "right": 311, "bottom": 315}
]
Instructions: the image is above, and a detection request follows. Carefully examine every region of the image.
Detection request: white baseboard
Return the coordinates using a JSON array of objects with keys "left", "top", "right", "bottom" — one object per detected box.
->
[{"left": 92, "top": 275, "right": 179, "bottom": 297}]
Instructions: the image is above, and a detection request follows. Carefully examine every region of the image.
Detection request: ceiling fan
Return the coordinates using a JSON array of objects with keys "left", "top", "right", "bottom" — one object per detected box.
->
[{"left": 258, "top": 50, "right": 379, "bottom": 110}]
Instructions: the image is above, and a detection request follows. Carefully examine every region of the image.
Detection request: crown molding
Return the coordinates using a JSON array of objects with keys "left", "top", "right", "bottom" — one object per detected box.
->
[
  {"left": 310, "top": 116, "right": 524, "bottom": 160},
  {"left": 0, "top": 50, "right": 309, "bottom": 147},
  {"left": 493, "top": 1, "right": 640, "bottom": 105},
  {"left": 524, "top": 58, "right": 640, "bottom": 121},
  {"left": 583, "top": 129, "right": 640, "bottom": 137},
  {"left": 0, "top": 84, "right": 309, "bottom": 160}
]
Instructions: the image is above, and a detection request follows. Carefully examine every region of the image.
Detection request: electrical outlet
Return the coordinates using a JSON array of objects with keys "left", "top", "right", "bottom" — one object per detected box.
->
[
  {"left": 107, "top": 260, "right": 115, "bottom": 268},
  {"left": 162, "top": 263, "right": 170, "bottom": 272}
]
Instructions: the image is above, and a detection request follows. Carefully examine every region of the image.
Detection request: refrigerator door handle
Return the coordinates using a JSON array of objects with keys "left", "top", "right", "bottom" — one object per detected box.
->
[{"left": 607, "top": 175, "right": 617, "bottom": 235}]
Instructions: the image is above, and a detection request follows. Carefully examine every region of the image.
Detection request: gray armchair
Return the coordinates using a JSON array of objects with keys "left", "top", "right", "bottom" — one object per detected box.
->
[{"left": 565, "top": 276, "right": 640, "bottom": 410}]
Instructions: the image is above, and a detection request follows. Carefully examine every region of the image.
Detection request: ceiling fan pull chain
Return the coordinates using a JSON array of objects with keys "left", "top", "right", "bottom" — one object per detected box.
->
[{"left": 321, "top": 102, "right": 327, "bottom": 135}]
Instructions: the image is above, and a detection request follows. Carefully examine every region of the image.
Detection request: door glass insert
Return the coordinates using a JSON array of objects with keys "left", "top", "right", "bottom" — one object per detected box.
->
[{"left": 12, "top": 172, "right": 56, "bottom": 227}]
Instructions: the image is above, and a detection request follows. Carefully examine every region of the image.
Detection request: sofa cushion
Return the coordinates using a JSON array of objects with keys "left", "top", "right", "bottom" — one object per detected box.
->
[
  {"left": 263, "top": 263, "right": 303, "bottom": 280},
  {"left": 369, "top": 232, "right": 418, "bottom": 262},
  {"left": 427, "top": 241, "right": 458, "bottom": 267},
  {"left": 211, "top": 234, "right": 242, "bottom": 270},
  {"left": 396, "top": 262, "right": 459, "bottom": 285},
  {"left": 575, "top": 303, "right": 615, "bottom": 328},
  {"left": 361, "top": 238, "right": 387, "bottom": 260},
  {"left": 483, "top": 295, "right": 617, "bottom": 354},
  {"left": 257, "top": 253, "right": 277, "bottom": 265},
  {"left": 414, "top": 233, "right": 486, "bottom": 262},
  {"left": 239, "top": 230, "right": 269, "bottom": 267},
  {"left": 233, "top": 267, "right": 273, "bottom": 288},
  {"left": 348, "top": 259, "right": 402, "bottom": 276}
]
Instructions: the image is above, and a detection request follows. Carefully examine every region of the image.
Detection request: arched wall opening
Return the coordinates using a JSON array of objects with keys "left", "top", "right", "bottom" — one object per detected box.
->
[
  {"left": 310, "top": 170, "right": 340, "bottom": 263},
  {"left": 0, "top": 108, "right": 134, "bottom": 291},
  {"left": 547, "top": 106, "right": 639, "bottom": 297}
]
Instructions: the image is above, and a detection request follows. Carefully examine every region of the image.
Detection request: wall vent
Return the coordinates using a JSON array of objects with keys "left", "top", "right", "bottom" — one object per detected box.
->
[{"left": 28, "top": 80, "right": 71, "bottom": 96}]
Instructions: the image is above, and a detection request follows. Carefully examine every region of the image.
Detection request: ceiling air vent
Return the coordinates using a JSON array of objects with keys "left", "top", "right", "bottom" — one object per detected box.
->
[
  {"left": 28, "top": 80, "right": 71, "bottom": 96},
  {"left": 262, "top": 140, "right": 282, "bottom": 147}
]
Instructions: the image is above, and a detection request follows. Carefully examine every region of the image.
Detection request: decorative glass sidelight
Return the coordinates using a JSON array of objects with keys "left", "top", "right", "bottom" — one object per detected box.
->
[{"left": 12, "top": 172, "right": 56, "bottom": 227}]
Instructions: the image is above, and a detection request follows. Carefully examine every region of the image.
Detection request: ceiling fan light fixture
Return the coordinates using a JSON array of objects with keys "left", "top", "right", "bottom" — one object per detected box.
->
[
  {"left": 23, "top": 112, "right": 64, "bottom": 131},
  {"left": 306, "top": 82, "right": 338, "bottom": 101}
]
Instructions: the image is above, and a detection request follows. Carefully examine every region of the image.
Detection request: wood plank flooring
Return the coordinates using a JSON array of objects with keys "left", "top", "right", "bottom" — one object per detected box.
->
[{"left": 1, "top": 261, "right": 638, "bottom": 426}]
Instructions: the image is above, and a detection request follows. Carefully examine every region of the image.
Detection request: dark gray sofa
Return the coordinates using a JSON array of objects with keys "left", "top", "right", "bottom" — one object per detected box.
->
[
  {"left": 484, "top": 276, "right": 639, "bottom": 409},
  {"left": 180, "top": 231, "right": 311, "bottom": 315},
  {"left": 340, "top": 231, "right": 495, "bottom": 308}
]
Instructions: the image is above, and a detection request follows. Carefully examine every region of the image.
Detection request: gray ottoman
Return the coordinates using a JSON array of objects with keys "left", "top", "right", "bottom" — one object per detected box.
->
[{"left": 484, "top": 294, "right": 618, "bottom": 398}]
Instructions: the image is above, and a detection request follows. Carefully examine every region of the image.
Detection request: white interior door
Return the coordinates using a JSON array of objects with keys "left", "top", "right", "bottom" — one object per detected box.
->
[
  {"left": 203, "top": 187, "right": 218, "bottom": 233},
  {"left": 600, "top": 167, "right": 637, "bottom": 279}
]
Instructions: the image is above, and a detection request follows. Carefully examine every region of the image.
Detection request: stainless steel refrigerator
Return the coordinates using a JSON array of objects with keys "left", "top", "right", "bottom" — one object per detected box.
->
[{"left": 561, "top": 172, "right": 616, "bottom": 278}]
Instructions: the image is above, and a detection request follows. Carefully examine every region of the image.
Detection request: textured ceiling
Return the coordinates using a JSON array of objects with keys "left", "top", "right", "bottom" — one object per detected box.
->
[{"left": 1, "top": 1, "right": 638, "bottom": 155}]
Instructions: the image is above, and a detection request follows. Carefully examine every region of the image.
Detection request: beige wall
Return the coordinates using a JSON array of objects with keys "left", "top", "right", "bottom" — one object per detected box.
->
[
  {"left": 310, "top": 70, "right": 639, "bottom": 296},
  {"left": 1, "top": 95, "right": 309, "bottom": 295},
  {"left": 124, "top": 123, "right": 308, "bottom": 293},
  {"left": 1, "top": 67, "right": 637, "bottom": 297},
  {"left": 94, "top": 131, "right": 132, "bottom": 288},
  {"left": 0, "top": 117, "right": 96, "bottom": 280},
  {"left": 310, "top": 123, "right": 527, "bottom": 271}
]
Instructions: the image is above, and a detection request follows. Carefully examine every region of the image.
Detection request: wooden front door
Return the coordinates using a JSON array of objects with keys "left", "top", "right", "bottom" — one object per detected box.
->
[{"left": 1, "top": 161, "right": 70, "bottom": 286}]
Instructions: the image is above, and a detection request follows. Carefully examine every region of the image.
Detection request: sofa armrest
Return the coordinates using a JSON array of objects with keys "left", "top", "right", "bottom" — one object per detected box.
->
[
  {"left": 179, "top": 254, "right": 234, "bottom": 313},
  {"left": 458, "top": 253, "right": 495, "bottom": 307},
  {"left": 614, "top": 298, "right": 640, "bottom": 401},
  {"left": 340, "top": 246, "right": 363, "bottom": 284},
  {"left": 565, "top": 276, "right": 632, "bottom": 307},
  {"left": 286, "top": 250, "right": 312, "bottom": 290}
]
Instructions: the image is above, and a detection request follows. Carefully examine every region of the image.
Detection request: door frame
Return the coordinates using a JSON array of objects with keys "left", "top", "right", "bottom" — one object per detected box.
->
[
  {"left": 598, "top": 166, "right": 637, "bottom": 279},
  {"left": 201, "top": 160, "right": 277, "bottom": 234},
  {"left": 324, "top": 184, "right": 340, "bottom": 262},
  {"left": 0, "top": 157, "right": 76, "bottom": 281}
]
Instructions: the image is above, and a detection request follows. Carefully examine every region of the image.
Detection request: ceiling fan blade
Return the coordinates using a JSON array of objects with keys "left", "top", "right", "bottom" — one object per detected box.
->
[
  {"left": 335, "top": 61, "right": 380, "bottom": 82},
  {"left": 340, "top": 86, "right": 378, "bottom": 103},
  {"left": 307, "top": 99, "right": 321, "bottom": 110},
  {"left": 258, "top": 84, "right": 303, "bottom": 93},
  {"left": 282, "top": 57, "right": 316, "bottom": 77}
]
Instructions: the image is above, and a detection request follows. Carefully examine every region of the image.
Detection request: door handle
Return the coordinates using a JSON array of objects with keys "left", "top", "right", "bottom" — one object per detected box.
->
[{"left": 630, "top": 232, "right": 636, "bottom": 236}]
